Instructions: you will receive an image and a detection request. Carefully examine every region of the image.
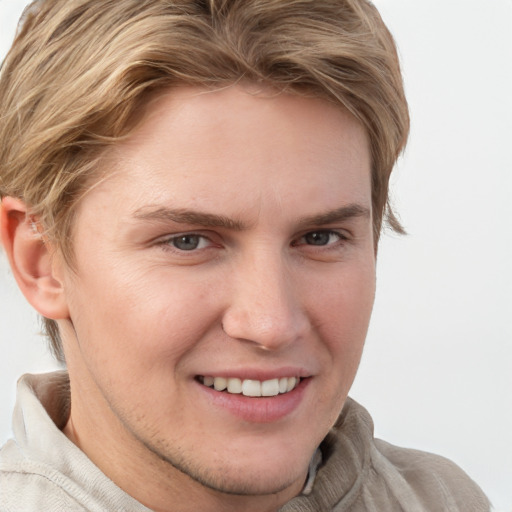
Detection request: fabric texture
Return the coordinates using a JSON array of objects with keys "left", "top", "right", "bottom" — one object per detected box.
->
[{"left": 0, "top": 372, "right": 490, "bottom": 512}]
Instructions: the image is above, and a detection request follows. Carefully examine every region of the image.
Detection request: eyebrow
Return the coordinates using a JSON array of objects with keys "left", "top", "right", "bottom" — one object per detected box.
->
[
  {"left": 296, "top": 204, "right": 371, "bottom": 229},
  {"left": 132, "top": 203, "right": 370, "bottom": 230},
  {"left": 133, "top": 207, "right": 246, "bottom": 230}
]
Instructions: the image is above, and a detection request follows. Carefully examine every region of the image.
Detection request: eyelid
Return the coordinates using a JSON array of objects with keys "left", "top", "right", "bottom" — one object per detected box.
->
[
  {"left": 156, "top": 231, "right": 218, "bottom": 250},
  {"left": 293, "top": 228, "right": 349, "bottom": 246}
]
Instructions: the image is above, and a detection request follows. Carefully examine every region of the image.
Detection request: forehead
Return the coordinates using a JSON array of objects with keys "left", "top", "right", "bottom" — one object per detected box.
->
[
  {"left": 81, "top": 85, "right": 371, "bottom": 224},
  {"left": 115, "top": 85, "right": 368, "bottom": 156}
]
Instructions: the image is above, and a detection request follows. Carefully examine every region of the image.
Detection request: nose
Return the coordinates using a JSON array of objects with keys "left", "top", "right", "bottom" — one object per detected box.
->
[{"left": 221, "top": 251, "right": 310, "bottom": 351}]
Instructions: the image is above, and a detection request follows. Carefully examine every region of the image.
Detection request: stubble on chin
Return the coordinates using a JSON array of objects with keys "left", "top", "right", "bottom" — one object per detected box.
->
[{"left": 138, "top": 433, "right": 308, "bottom": 498}]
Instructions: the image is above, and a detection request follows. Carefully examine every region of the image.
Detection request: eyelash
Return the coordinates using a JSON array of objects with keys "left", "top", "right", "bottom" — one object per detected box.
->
[
  {"left": 293, "top": 230, "right": 348, "bottom": 248},
  {"left": 158, "top": 229, "right": 348, "bottom": 253},
  {"left": 158, "top": 233, "right": 215, "bottom": 252}
]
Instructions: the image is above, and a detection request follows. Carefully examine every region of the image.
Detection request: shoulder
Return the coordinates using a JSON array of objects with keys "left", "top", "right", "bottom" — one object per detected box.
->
[
  {"left": 1, "top": 445, "right": 87, "bottom": 512},
  {"left": 371, "top": 438, "right": 491, "bottom": 511},
  {"left": 1, "top": 438, "right": 151, "bottom": 512},
  {"left": 324, "top": 398, "right": 491, "bottom": 511}
]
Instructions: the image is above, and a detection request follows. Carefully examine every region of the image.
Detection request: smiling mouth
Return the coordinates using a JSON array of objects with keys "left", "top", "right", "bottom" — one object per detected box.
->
[{"left": 197, "top": 376, "right": 301, "bottom": 397}]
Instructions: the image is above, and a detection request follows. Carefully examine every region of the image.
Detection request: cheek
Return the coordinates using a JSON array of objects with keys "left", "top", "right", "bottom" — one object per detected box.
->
[
  {"left": 308, "top": 268, "right": 374, "bottom": 426},
  {"left": 312, "top": 258, "right": 375, "bottom": 319},
  {"left": 64, "top": 265, "right": 220, "bottom": 372},
  {"left": 310, "top": 262, "right": 376, "bottom": 365}
]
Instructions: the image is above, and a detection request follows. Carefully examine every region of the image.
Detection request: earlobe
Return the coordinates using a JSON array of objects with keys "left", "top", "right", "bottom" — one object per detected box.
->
[{"left": 0, "top": 197, "right": 70, "bottom": 320}]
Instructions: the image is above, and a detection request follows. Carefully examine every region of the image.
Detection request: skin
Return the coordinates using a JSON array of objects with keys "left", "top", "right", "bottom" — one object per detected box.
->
[{"left": 3, "top": 85, "right": 376, "bottom": 512}]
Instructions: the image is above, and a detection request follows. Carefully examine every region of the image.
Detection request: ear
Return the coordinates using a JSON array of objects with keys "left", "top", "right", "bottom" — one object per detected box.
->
[{"left": 0, "top": 197, "right": 70, "bottom": 320}]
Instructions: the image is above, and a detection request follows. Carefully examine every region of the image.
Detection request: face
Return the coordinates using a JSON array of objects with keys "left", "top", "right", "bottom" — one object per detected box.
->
[{"left": 57, "top": 85, "right": 376, "bottom": 504}]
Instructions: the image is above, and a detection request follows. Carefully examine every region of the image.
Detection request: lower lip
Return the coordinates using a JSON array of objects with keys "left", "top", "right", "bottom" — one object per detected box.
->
[{"left": 196, "top": 378, "right": 310, "bottom": 423}]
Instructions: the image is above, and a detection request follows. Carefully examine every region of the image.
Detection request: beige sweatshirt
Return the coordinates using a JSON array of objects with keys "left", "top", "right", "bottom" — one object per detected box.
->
[{"left": 0, "top": 372, "right": 490, "bottom": 511}]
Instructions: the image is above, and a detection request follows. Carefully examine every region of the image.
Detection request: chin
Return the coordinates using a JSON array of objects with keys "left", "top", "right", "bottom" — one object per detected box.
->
[
  {"left": 148, "top": 434, "right": 312, "bottom": 497},
  {"left": 179, "top": 460, "right": 307, "bottom": 497}
]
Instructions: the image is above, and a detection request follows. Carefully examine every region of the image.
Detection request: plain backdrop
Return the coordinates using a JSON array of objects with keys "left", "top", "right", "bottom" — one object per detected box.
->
[{"left": 1, "top": 0, "right": 511, "bottom": 510}]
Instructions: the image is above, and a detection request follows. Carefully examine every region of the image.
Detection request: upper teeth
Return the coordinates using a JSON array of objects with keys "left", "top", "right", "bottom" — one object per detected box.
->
[{"left": 201, "top": 376, "right": 299, "bottom": 397}]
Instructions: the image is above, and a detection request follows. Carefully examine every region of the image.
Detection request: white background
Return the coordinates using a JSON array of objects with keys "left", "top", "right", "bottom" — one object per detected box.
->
[{"left": 1, "top": 0, "right": 511, "bottom": 510}]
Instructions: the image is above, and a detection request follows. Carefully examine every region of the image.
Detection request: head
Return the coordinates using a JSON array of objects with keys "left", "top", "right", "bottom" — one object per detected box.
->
[
  {"left": 0, "top": 0, "right": 408, "bottom": 362},
  {"left": 0, "top": 1, "right": 408, "bottom": 508}
]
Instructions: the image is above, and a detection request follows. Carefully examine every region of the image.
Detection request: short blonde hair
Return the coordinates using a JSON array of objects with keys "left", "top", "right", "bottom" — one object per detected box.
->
[{"left": 0, "top": 0, "right": 409, "bottom": 361}]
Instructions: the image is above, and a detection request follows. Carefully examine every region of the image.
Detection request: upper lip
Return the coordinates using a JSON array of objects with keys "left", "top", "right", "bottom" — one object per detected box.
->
[{"left": 195, "top": 367, "right": 313, "bottom": 381}]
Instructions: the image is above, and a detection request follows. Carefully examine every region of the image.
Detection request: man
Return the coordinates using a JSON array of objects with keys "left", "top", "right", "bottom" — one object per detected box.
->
[{"left": 0, "top": 1, "right": 490, "bottom": 511}]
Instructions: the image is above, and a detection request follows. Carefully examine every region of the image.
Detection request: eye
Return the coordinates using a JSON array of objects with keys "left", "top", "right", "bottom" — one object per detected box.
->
[
  {"left": 167, "top": 234, "right": 210, "bottom": 251},
  {"left": 298, "top": 230, "right": 345, "bottom": 246}
]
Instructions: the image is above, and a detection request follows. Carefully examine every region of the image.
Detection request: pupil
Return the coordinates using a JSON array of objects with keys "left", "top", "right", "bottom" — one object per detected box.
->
[
  {"left": 305, "top": 232, "right": 329, "bottom": 245},
  {"left": 173, "top": 235, "right": 200, "bottom": 250}
]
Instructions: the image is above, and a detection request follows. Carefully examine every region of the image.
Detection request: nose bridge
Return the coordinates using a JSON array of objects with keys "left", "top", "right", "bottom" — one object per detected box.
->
[{"left": 222, "top": 246, "right": 308, "bottom": 349}]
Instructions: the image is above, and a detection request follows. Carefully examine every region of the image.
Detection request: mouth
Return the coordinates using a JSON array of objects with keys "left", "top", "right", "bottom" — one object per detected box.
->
[{"left": 197, "top": 375, "right": 301, "bottom": 397}]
